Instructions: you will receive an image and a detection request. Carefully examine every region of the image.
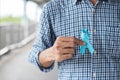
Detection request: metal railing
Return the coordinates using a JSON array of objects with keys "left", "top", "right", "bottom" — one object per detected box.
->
[{"left": 0, "top": 22, "right": 37, "bottom": 55}]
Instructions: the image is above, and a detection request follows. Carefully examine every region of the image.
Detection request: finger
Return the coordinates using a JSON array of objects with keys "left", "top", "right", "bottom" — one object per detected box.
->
[
  {"left": 57, "top": 36, "right": 75, "bottom": 42},
  {"left": 75, "top": 38, "right": 85, "bottom": 45},
  {"left": 62, "top": 54, "right": 73, "bottom": 60},
  {"left": 62, "top": 48, "right": 75, "bottom": 54},
  {"left": 57, "top": 36, "right": 85, "bottom": 45},
  {"left": 60, "top": 41, "right": 76, "bottom": 48}
]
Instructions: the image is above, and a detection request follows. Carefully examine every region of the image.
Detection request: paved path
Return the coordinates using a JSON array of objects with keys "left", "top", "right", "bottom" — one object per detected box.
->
[{"left": 0, "top": 40, "right": 58, "bottom": 80}]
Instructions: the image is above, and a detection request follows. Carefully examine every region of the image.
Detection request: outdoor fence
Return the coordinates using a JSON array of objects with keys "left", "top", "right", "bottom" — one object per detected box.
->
[{"left": 0, "top": 22, "right": 37, "bottom": 50}]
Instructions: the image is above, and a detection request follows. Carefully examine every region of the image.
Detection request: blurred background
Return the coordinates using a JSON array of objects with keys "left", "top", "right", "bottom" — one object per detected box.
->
[{"left": 0, "top": 0, "right": 57, "bottom": 80}]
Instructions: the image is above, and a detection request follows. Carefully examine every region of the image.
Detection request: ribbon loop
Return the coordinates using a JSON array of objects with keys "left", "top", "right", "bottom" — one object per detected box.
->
[{"left": 80, "top": 29, "right": 94, "bottom": 55}]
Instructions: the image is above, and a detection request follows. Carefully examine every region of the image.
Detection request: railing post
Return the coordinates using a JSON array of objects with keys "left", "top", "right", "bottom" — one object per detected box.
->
[{"left": 22, "top": 0, "right": 28, "bottom": 38}]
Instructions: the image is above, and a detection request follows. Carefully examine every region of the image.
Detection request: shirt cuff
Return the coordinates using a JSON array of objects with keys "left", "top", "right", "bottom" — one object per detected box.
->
[
  {"left": 29, "top": 47, "right": 54, "bottom": 73},
  {"left": 36, "top": 51, "right": 55, "bottom": 72}
]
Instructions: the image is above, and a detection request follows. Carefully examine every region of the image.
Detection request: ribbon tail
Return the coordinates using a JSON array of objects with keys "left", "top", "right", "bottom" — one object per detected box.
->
[
  {"left": 87, "top": 43, "right": 94, "bottom": 54},
  {"left": 80, "top": 46, "right": 86, "bottom": 55}
]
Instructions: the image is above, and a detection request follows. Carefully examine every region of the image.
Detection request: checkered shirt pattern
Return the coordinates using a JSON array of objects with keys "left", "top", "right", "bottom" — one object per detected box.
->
[{"left": 29, "top": 0, "right": 120, "bottom": 80}]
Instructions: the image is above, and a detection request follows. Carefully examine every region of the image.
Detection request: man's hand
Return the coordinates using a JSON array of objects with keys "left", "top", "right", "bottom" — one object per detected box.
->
[
  {"left": 51, "top": 36, "right": 85, "bottom": 62},
  {"left": 39, "top": 36, "right": 85, "bottom": 68}
]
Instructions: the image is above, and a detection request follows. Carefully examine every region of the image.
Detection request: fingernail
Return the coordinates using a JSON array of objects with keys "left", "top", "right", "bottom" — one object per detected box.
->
[{"left": 83, "top": 42, "right": 85, "bottom": 45}]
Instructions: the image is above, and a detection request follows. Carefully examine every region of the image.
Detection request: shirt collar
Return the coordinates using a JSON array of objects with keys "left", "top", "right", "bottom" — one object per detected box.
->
[
  {"left": 73, "top": 0, "right": 109, "bottom": 5},
  {"left": 73, "top": 0, "right": 81, "bottom": 5}
]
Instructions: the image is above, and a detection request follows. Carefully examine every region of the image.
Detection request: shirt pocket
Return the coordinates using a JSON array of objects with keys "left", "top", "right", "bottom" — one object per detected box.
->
[{"left": 105, "top": 25, "right": 120, "bottom": 58}]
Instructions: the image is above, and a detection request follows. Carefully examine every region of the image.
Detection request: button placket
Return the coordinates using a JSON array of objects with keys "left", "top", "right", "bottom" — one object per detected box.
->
[{"left": 91, "top": 1, "right": 99, "bottom": 79}]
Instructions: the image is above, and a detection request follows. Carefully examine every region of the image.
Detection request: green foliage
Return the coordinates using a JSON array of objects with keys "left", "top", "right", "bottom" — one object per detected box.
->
[{"left": 0, "top": 16, "right": 22, "bottom": 24}]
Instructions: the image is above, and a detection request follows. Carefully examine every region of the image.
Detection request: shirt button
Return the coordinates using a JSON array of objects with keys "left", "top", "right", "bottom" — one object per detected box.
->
[
  {"left": 94, "top": 50, "right": 97, "bottom": 55},
  {"left": 93, "top": 9, "right": 96, "bottom": 13},
  {"left": 93, "top": 72, "right": 96, "bottom": 78},
  {"left": 103, "top": 1, "right": 105, "bottom": 4},
  {"left": 94, "top": 29, "right": 96, "bottom": 33}
]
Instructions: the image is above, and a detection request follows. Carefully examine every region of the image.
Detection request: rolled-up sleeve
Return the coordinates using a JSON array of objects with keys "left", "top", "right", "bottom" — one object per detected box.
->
[{"left": 28, "top": 3, "right": 56, "bottom": 72}]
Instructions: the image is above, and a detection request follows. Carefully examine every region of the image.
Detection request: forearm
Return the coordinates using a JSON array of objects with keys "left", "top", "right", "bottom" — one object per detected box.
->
[{"left": 39, "top": 47, "right": 55, "bottom": 68}]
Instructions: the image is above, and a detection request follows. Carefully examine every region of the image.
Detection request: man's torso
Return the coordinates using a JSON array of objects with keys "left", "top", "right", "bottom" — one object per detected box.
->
[{"left": 47, "top": 0, "right": 120, "bottom": 79}]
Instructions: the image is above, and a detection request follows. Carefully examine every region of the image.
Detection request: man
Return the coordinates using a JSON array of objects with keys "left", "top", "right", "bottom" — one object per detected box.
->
[{"left": 29, "top": 0, "right": 120, "bottom": 80}]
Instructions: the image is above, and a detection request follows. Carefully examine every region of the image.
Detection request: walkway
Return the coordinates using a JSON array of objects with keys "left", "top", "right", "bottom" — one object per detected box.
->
[{"left": 0, "top": 40, "right": 58, "bottom": 80}]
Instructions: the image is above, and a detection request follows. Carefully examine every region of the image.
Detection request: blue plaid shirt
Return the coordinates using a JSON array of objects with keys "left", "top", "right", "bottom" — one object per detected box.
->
[{"left": 29, "top": 0, "right": 120, "bottom": 80}]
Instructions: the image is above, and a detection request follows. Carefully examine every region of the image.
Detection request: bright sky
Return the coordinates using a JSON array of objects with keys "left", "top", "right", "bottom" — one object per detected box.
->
[{"left": 0, "top": 0, "right": 41, "bottom": 21}]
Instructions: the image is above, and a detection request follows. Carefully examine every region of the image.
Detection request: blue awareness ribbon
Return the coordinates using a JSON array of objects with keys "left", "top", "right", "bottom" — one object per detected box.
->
[{"left": 80, "top": 29, "right": 95, "bottom": 55}]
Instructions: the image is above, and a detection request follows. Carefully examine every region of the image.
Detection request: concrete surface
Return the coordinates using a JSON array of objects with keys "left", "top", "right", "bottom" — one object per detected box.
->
[{"left": 0, "top": 40, "right": 58, "bottom": 80}]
